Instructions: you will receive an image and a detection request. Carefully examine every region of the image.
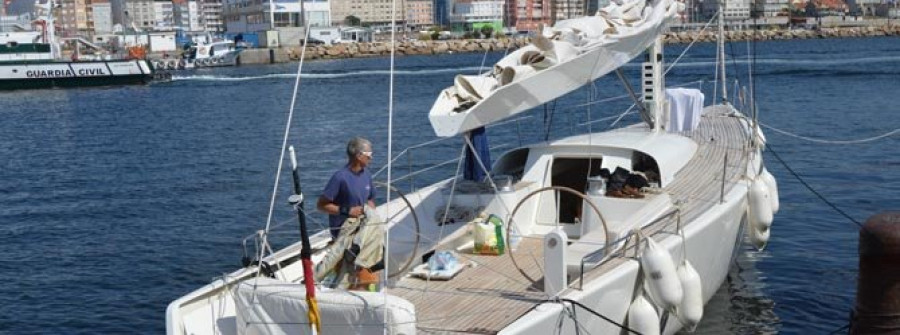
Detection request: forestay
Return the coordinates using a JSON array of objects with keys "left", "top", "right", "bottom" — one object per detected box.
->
[{"left": 428, "top": 0, "right": 683, "bottom": 137}]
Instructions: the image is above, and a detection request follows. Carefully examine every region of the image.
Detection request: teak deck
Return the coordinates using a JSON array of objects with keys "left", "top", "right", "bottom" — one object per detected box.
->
[{"left": 386, "top": 106, "right": 753, "bottom": 334}]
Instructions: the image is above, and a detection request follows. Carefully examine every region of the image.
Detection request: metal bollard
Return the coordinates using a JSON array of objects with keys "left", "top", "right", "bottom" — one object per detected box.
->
[{"left": 851, "top": 211, "right": 900, "bottom": 334}]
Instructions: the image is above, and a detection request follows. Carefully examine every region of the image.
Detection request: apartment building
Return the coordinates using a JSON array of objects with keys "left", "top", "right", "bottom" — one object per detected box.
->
[
  {"left": 406, "top": 0, "right": 433, "bottom": 28},
  {"left": 702, "top": 0, "right": 752, "bottom": 20},
  {"left": 92, "top": 0, "right": 113, "bottom": 33},
  {"left": 551, "top": 0, "right": 584, "bottom": 21},
  {"left": 124, "top": 0, "right": 155, "bottom": 30},
  {"left": 224, "top": 0, "right": 330, "bottom": 33},
  {"left": 173, "top": 0, "right": 203, "bottom": 30},
  {"left": 433, "top": 0, "right": 448, "bottom": 25},
  {"left": 752, "top": 0, "right": 790, "bottom": 17},
  {"left": 58, "top": 0, "right": 91, "bottom": 36},
  {"left": 514, "top": 0, "right": 551, "bottom": 31},
  {"left": 201, "top": 0, "right": 224, "bottom": 31},
  {"left": 448, "top": 0, "right": 503, "bottom": 29},
  {"left": 330, "top": 0, "right": 405, "bottom": 26},
  {"left": 153, "top": 0, "right": 175, "bottom": 29}
]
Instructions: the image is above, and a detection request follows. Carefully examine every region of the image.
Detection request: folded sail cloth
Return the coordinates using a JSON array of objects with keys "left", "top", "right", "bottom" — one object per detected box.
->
[
  {"left": 443, "top": 0, "right": 676, "bottom": 113},
  {"left": 600, "top": 0, "right": 647, "bottom": 25},
  {"left": 314, "top": 209, "right": 386, "bottom": 282},
  {"left": 552, "top": 16, "right": 616, "bottom": 39},
  {"left": 355, "top": 207, "right": 385, "bottom": 269},
  {"left": 453, "top": 75, "right": 499, "bottom": 103}
]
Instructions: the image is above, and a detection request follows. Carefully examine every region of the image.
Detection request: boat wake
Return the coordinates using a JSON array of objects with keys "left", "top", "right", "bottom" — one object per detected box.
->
[
  {"left": 170, "top": 66, "right": 487, "bottom": 82},
  {"left": 668, "top": 55, "right": 900, "bottom": 68}
]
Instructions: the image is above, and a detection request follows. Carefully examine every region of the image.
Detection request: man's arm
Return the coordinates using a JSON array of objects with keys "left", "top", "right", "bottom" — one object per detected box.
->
[{"left": 317, "top": 196, "right": 365, "bottom": 218}]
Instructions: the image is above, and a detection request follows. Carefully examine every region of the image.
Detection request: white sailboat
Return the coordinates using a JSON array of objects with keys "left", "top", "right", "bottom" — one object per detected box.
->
[{"left": 166, "top": 0, "right": 780, "bottom": 332}]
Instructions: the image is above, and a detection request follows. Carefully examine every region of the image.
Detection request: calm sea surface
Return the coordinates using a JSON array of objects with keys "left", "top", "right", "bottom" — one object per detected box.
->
[{"left": 0, "top": 37, "right": 897, "bottom": 334}]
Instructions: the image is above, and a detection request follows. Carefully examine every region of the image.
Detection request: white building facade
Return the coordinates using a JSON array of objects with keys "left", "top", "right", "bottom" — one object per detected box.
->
[
  {"left": 448, "top": 0, "right": 503, "bottom": 24},
  {"left": 173, "top": 0, "right": 204, "bottom": 30},
  {"left": 703, "top": 0, "right": 752, "bottom": 20},
  {"left": 92, "top": 0, "right": 114, "bottom": 33},
  {"left": 224, "top": 0, "right": 330, "bottom": 33},
  {"left": 153, "top": 0, "right": 175, "bottom": 30},
  {"left": 201, "top": 0, "right": 224, "bottom": 32}
]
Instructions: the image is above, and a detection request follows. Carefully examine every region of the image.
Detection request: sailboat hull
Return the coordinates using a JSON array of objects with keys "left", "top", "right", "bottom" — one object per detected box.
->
[
  {"left": 501, "top": 183, "right": 748, "bottom": 334},
  {"left": 167, "top": 104, "right": 770, "bottom": 335}
]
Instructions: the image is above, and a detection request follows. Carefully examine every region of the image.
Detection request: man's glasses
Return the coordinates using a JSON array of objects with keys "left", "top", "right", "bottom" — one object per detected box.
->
[{"left": 360, "top": 151, "right": 373, "bottom": 158}]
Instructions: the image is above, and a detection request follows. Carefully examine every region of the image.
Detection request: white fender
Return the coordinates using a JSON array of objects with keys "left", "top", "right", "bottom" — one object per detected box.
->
[
  {"left": 748, "top": 225, "right": 770, "bottom": 251},
  {"left": 749, "top": 178, "right": 774, "bottom": 230},
  {"left": 676, "top": 260, "right": 703, "bottom": 330},
  {"left": 628, "top": 295, "right": 660, "bottom": 335},
  {"left": 755, "top": 125, "right": 768, "bottom": 148},
  {"left": 761, "top": 168, "right": 780, "bottom": 214},
  {"left": 641, "top": 237, "right": 683, "bottom": 312}
]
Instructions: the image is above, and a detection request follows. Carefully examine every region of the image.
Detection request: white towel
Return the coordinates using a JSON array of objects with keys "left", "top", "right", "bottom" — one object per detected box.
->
[{"left": 665, "top": 88, "right": 704, "bottom": 132}]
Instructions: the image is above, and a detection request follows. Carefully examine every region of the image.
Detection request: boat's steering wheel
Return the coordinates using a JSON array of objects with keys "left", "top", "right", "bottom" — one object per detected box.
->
[
  {"left": 506, "top": 186, "right": 609, "bottom": 286},
  {"left": 374, "top": 182, "right": 421, "bottom": 278}
]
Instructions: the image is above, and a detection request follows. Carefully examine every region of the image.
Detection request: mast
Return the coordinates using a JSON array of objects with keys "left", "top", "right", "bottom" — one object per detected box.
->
[
  {"left": 45, "top": 0, "right": 61, "bottom": 59},
  {"left": 642, "top": 36, "right": 665, "bottom": 131},
  {"left": 717, "top": 0, "right": 728, "bottom": 104}
]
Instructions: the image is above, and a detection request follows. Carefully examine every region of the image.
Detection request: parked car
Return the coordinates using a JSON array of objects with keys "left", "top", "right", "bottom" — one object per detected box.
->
[{"left": 301, "top": 38, "right": 326, "bottom": 46}]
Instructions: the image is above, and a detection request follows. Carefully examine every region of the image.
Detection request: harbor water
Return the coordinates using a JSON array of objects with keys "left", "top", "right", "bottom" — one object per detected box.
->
[{"left": 0, "top": 37, "right": 897, "bottom": 333}]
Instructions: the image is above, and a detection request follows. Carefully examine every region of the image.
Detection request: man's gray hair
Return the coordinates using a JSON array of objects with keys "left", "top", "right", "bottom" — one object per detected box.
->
[{"left": 346, "top": 137, "right": 371, "bottom": 158}]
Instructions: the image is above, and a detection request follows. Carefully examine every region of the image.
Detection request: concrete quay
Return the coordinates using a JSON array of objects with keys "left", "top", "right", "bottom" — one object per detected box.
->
[{"left": 237, "top": 25, "right": 900, "bottom": 65}]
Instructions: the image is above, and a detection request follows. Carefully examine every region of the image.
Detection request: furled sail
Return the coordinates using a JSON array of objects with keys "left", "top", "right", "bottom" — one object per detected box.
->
[{"left": 428, "top": 0, "right": 683, "bottom": 137}]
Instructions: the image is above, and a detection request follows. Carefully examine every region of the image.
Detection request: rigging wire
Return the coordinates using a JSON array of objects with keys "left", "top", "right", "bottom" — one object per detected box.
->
[
  {"left": 385, "top": 0, "right": 398, "bottom": 326},
  {"left": 761, "top": 123, "right": 900, "bottom": 144},
  {"left": 557, "top": 298, "right": 643, "bottom": 335},
  {"left": 827, "top": 323, "right": 851, "bottom": 334},
  {"left": 256, "top": 17, "right": 315, "bottom": 279},
  {"left": 664, "top": 12, "right": 720, "bottom": 76},
  {"left": 765, "top": 144, "right": 862, "bottom": 227}
]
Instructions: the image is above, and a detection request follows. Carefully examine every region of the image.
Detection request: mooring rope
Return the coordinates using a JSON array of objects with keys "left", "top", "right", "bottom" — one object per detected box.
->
[{"left": 766, "top": 144, "right": 863, "bottom": 227}]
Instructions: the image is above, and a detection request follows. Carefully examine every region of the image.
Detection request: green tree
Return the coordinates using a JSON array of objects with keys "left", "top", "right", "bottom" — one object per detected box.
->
[
  {"left": 480, "top": 26, "right": 494, "bottom": 39},
  {"left": 345, "top": 15, "right": 361, "bottom": 26}
]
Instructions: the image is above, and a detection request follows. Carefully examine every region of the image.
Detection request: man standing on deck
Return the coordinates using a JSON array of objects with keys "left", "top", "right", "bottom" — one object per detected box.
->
[{"left": 316, "top": 137, "right": 384, "bottom": 290}]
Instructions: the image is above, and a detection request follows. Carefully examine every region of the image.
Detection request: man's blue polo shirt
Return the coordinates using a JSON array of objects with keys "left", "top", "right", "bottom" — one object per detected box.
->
[{"left": 321, "top": 165, "right": 374, "bottom": 238}]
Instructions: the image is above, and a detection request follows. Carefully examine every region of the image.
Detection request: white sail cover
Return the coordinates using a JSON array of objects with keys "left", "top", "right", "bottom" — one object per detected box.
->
[
  {"left": 233, "top": 278, "right": 416, "bottom": 335},
  {"left": 428, "top": 0, "right": 683, "bottom": 137}
]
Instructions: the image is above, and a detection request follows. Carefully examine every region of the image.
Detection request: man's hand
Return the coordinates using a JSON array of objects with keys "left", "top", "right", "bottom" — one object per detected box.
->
[{"left": 348, "top": 206, "right": 364, "bottom": 218}]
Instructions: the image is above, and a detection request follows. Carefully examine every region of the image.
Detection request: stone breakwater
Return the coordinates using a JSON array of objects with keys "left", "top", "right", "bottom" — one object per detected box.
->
[{"left": 238, "top": 25, "right": 900, "bottom": 64}]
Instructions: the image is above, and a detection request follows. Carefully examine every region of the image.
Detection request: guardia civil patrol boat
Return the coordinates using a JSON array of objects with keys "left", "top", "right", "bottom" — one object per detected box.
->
[{"left": 0, "top": 0, "right": 154, "bottom": 91}]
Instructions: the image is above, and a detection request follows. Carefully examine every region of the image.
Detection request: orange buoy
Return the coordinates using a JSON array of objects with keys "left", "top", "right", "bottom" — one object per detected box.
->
[{"left": 851, "top": 212, "right": 900, "bottom": 334}]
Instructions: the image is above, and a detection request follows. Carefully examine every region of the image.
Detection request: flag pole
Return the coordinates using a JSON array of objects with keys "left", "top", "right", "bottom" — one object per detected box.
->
[{"left": 288, "top": 145, "right": 321, "bottom": 333}]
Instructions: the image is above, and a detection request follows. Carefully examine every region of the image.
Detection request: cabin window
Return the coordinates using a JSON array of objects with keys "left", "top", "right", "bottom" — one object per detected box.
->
[
  {"left": 551, "top": 157, "right": 602, "bottom": 223},
  {"left": 491, "top": 148, "right": 529, "bottom": 182},
  {"left": 631, "top": 151, "right": 661, "bottom": 186}
]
